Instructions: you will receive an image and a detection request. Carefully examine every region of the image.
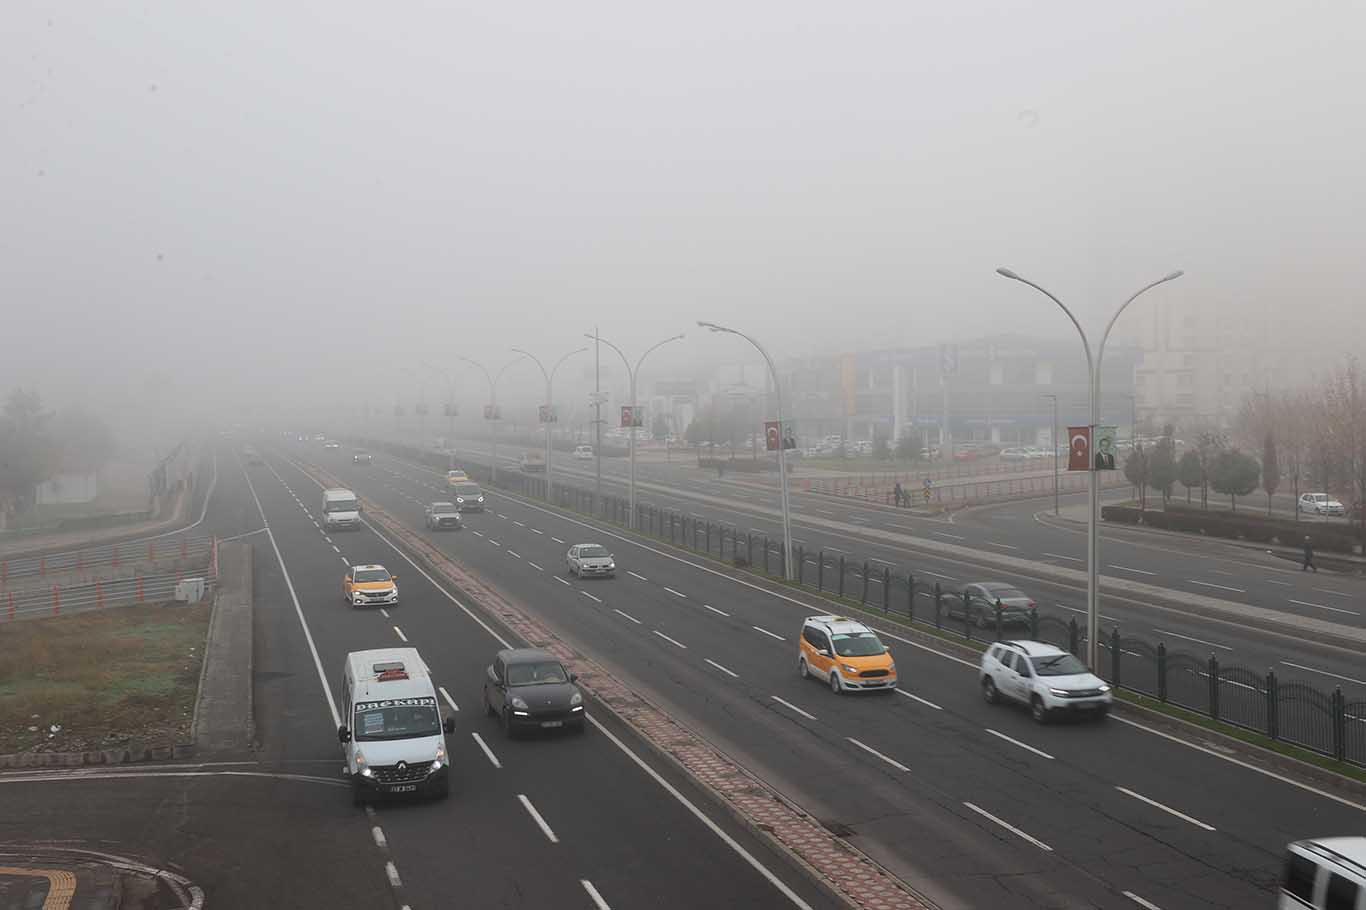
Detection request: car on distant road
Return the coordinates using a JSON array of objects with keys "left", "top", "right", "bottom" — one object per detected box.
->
[
  {"left": 1300, "top": 493, "right": 1346, "bottom": 516},
  {"left": 1000, "top": 447, "right": 1030, "bottom": 461},
  {"left": 947, "top": 583, "right": 1036, "bottom": 629},
  {"left": 573, "top": 445, "right": 594, "bottom": 461},
  {"left": 482, "top": 648, "right": 586, "bottom": 736},
  {"left": 798, "top": 615, "right": 897, "bottom": 694},
  {"left": 446, "top": 469, "right": 470, "bottom": 489},
  {"left": 324, "top": 440, "right": 341, "bottom": 449},
  {"left": 953, "top": 447, "right": 979, "bottom": 462},
  {"left": 343, "top": 564, "right": 398, "bottom": 608},
  {"left": 424, "top": 502, "right": 463, "bottom": 531},
  {"left": 980, "top": 640, "right": 1111, "bottom": 722},
  {"left": 520, "top": 451, "right": 546, "bottom": 472},
  {"left": 566, "top": 543, "right": 615, "bottom": 578},
  {"left": 449, "top": 481, "right": 485, "bottom": 512},
  {"left": 353, "top": 450, "right": 373, "bottom": 465}
]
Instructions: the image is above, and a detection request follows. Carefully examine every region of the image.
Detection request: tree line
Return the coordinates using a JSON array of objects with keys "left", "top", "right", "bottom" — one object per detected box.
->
[{"left": 0, "top": 388, "right": 117, "bottom": 518}]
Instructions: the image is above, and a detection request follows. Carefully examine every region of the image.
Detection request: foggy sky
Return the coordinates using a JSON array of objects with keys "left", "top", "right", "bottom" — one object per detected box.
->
[{"left": 6, "top": 2, "right": 1365, "bottom": 416}]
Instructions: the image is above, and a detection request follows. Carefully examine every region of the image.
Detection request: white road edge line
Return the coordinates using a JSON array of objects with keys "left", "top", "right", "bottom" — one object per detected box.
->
[
  {"left": 653, "top": 630, "right": 687, "bottom": 649},
  {"left": 1281, "top": 661, "right": 1366, "bottom": 687},
  {"left": 517, "top": 794, "right": 559, "bottom": 844},
  {"left": 1115, "top": 786, "right": 1216, "bottom": 831},
  {"left": 770, "top": 696, "right": 816, "bottom": 720},
  {"left": 1289, "top": 598, "right": 1360, "bottom": 616},
  {"left": 846, "top": 737, "right": 910, "bottom": 772},
  {"left": 471, "top": 732, "right": 502, "bottom": 769},
  {"left": 963, "top": 802, "right": 1053, "bottom": 851},
  {"left": 439, "top": 687, "right": 459, "bottom": 712},
  {"left": 985, "top": 729, "right": 1054, "bottom": 760},
  {"left": 705, "top": 659, "right": 739, "bottom": 678},
  {"left": 582, "top": 880, "right": 611, "bottom": 910}
]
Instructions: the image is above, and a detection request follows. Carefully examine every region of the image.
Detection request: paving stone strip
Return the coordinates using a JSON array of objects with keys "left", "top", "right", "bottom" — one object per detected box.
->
[{"left": 300, "top": 461, "right": 936, "bottom": 910}]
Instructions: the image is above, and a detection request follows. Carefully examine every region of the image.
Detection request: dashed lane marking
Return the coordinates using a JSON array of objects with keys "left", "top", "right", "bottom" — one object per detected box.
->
[
  {"left": 664, "top": 587, "right": 687, "bottom": 598},
  {"left": 705, "top": 659, "right": 739, "bottom": 678},
  {"left": 554, "top": 577, "right": 571, "bottom": 586},
  {"left": 985, "top": 729, "right": 1054, "bottom": 760},
  {"left": 393, "top": 626, "right": 408, "bottom": 643},
  {"left": 582, "top": 880, "right": 611, "bottom": 910},
  {"left": 439, "top": 687, "right": 459, "bottom": 712},
  {"left": 847, "top": 737, "right": 910, "bottom": 772},
  {"left": 613, "top": 608, "right": 642, "bottom": 624},
  {"left": 1116, "top": 786, "right": 1216, "bottom": 831},
  {"left": 704, "top": 604, "right": 730, "bottom": 617},
  {"left": 582, "top": 591, "right": 602, "bottom": 604},
  {"left": 528, "top": 561, "right": 544, "bottom": 572},
  {"left": 963, "top": 802, "right": 1052, "bottom": 851},
  {"left": 896, "top": 690, "right": 942, "bottom": 710},
  {"left": 518, "top": 794, "right": 560, "bottom": 844},
  {"left": 771, "top": 696, "right": 816, "bottom": 720},
  {"left": 472, "top": 732, "right": 501, "bottom": 769},
  {"left": 653, "top": 630, "right": 688, "bottom": 649},
  {"left": 752, "top": 626, "right": 785, "bottom": 641},
  {"left": 1153, "top": 629, "right": 1232, "bottom": 651}
]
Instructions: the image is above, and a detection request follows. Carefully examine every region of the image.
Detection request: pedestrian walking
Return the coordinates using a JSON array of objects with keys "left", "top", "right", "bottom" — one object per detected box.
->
[
  {"left": 893, "top": 481, "right": 904, "bottom": 507},
  {"left": 1302, "top": 535, "right": 1317, "bottom": 572}
]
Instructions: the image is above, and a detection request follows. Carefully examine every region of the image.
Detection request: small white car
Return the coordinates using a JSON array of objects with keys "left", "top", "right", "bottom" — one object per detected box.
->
[
  {"left": 980, "top": 640, "right": 1111, "bottom": 723},
  {"left": 566, "top": 543, "right": 615, "bottom": 578},
  {"left": 1300, "top": 493, "right": 1346, "bottom": 516},
  {"left": 573, "top": 445, "right": 594, "bottom": 461}
]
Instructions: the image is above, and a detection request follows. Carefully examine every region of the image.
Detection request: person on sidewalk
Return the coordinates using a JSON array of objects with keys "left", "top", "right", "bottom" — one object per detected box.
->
[
  {"left": 893, "top": 481, "right": 904, "bottom": 508},
  {"left": 1302, "top": 535, "right": 1317, "bottom": 572}
]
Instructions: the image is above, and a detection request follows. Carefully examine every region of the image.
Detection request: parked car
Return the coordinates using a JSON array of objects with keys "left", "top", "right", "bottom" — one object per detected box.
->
[
  {"left": 482, "top": 648, "right": 585, "bottom": 736},
  {"left": 946, "top": 583, "right": 1036, "bottom": 628},
  {"left": 566, "top": 543, "right": 615, "bottom": 578},
  {"left": 980, "top": 640, "right": 1111, "bottom": 722},
  {"left": 1300, "top": 493, "right": 1346, "bottom": 516},
  {"left": 797, "top": 615, "right": 897, "bottom": 693},
  {"left": 424, "top": 502, "right": 463, "bottom": 530}
]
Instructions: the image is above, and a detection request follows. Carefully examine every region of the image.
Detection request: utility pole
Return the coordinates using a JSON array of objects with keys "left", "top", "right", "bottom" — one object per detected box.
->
[{"left": 594, "top": 325, "right": 603, "bottom": 512}]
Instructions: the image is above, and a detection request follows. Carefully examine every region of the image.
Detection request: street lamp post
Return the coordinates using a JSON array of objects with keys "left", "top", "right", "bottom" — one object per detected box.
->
[
  {"left": 455, "top": 355, "right": 525, "bottom": 486},
  {"left": 1043, "top": 393, "right": 1059, "bottom": 516},
  {"left": 996, "top": 268, "right": 1183, "bottom": 669},
  {"left": 586, "top": 331, "right": 686, "bottom": 529},
  {"left": 422, "top": 361, "right": 459, "bottom": 469},
  {"left": 512, "top": 346, "right": 588, "bottom": 505},
  {"left": 697, "top": 320, "right": 794, "bottom": 581}
]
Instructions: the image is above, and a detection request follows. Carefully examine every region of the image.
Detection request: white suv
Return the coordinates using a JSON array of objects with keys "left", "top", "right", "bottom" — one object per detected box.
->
[
  {"left": 1300, "top": 493, "right": 1346, "bottom": 516},
  {"left": 980, "top": 640, "right": 1111, "bottom": 723}
]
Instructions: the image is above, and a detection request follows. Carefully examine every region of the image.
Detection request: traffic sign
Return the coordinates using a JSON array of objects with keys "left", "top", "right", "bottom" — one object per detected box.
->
[
  {"left": 939, "top": 344, "right": 959, "bottom": 377},
  {"left": 765, "top": 421, "right": 781, "bottom": 451}
]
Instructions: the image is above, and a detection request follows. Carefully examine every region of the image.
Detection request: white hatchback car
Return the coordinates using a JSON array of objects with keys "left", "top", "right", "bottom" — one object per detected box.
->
[{"left": 980, "top": 640, "right": 1112, "bottom": 723}]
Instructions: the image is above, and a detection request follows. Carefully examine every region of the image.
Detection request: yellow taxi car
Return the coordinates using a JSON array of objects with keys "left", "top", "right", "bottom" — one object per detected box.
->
[
  {"left": 343, "top": 564, "right": 399, "bottom": 609},
  {"left": 798, "top": 615, "right": 897, "bottom": 693},
  {"left": 446, "top": 469, "right": 469, "bottom": 489}
]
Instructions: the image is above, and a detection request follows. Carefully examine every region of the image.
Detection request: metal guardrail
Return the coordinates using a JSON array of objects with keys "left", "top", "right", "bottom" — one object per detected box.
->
[{"left": 0, "top": 536, "right": 215, "bottom": 586}]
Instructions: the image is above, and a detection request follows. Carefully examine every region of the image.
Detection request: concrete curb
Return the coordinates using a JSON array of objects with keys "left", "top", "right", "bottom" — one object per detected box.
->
[
  {"left": 0, "top": 742, "right": 195, "bottom": 769},
  {"left": 192, "top": 541, "right": 254, "bottom": 754},
  {"left": 294, "top": 457, "right": 938, "bottom": 910}
]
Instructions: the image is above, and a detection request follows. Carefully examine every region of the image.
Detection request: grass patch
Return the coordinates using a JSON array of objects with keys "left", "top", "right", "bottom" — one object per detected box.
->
[{"left": 0, "top": 603, "right": 210, "bottom": 754}]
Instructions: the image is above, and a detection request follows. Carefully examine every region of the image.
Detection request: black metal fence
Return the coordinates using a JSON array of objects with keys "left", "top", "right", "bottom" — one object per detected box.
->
[{"left": 352, "top": 437, "right": 1366, "bottom": 770}]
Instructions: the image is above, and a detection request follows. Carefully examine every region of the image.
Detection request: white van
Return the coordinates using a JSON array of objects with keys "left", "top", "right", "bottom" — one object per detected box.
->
[
  {"left": 1281, "top": 839, "right": 1366, "bottom": 909},
  {"left": 322, "top": 488, "right": 361, "bottom": 530},
  {"left": 573, "top": 445, "right": 594, "bottom": 460},
  {"left": 339, "top": 648, "right": 454, "bottom": 805}
]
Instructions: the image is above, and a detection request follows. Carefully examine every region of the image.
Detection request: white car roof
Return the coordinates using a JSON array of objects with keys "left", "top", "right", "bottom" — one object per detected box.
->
[
  {"left": 1292, "top": 838, "right": 1366, "bottom": 875},
  {"left": 804, "top": 615, "right": 875, "bottom": 636},
  {"left": 346, "top": 648, "right": 434, "bottom": 704},
  {"left": 997, "top": 640, "right": 1067, "bottom": 657},
  {"left": 350, "top": 564, "right": 389, "bottom": 573}
]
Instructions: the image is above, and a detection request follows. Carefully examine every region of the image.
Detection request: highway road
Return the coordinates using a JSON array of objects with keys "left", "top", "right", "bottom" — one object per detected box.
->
[{"left": 295, "top": 439, "right": 1366, "bottom": 910}]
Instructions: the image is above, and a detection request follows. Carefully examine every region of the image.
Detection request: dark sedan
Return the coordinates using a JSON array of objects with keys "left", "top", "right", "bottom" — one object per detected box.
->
[
  {"left": 424, "top": 501, "right": 463, "bottom": 531},
  {"left": 482, "top": 649, "right": 585, "bottom": 737},
  {"left": 947, "top": 582, "right": 1036, "bottom": 629}
]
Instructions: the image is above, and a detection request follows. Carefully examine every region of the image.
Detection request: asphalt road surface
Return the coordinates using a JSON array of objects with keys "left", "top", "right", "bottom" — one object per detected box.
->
[{"left": 292, "top": 439, "right": 1366, "bottom": 910}]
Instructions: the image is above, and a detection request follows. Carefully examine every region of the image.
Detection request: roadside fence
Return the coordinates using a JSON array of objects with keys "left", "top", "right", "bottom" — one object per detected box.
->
[{"left": 0, "top": 536, "right": 215, "bottom": 589}]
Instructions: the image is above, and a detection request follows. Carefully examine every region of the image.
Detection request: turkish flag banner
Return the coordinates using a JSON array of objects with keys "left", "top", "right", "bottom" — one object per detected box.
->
[
  {"left": 765, "top": 421, "right": 781, "bottom": 451},
  {"left": 1067, "top": 426, "right": 1091, "bottom": 472}
]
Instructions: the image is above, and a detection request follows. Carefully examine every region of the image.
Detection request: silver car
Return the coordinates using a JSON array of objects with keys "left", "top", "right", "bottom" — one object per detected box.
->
[{"left": 566, "top": 543, "right": 616, "bottom": 578}]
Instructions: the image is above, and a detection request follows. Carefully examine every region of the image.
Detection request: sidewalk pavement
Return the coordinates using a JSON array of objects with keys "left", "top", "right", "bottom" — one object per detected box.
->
[{"left": 193, "top": 541, "right": 254, "bottom": 754}]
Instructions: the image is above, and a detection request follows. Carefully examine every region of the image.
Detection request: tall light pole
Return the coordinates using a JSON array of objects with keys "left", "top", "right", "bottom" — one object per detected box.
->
[
  {"left": 585, "top": 331, "right": 686, "bottom": 529},
  {"left": 512, "top": 346, "right": 587, "bottom": 504},
  {"left": 1042, "top": 393, "right": 1059, "bottom": 515},
  {"left": 422, "top": 361, "right": 459, "bottom": 468},
  {"left": 455, "top": 355, "right": 525, "bottom": 486},
  {"left": 697, "top": 320, "right": 794, "bottom": 581},
  {"left": 996, "top": 268, "right": 1183, "bottom": 669}
]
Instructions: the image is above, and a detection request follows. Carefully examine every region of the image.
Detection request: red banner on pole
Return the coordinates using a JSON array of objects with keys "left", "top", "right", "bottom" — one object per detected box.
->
[
  {"left": 1067, "top": 426, "right": 1091, "bottom": 472},
  {"left": 765, "top": 421, "right": 781, "bottom": 451}
]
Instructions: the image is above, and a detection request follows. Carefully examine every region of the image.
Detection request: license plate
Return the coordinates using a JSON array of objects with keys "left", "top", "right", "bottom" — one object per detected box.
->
[
  {"left": 541, "top": 720, "right": 563, "bottom": 728},
  {"left": 389, "top": 784, "right": 417, "bottom": 793}
]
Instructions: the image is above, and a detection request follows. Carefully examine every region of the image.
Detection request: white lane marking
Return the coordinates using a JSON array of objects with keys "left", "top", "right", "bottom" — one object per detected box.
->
[
  {"left": 895, "top": 690, "right": 942, "bottom": 710},
  {"left": 771, "top": 696, "right": 816, "bottom": 720},
  {"left": 472, "top": 530, "right": 485, "bottom": 537},
  {"left": 1313, "top": 587, "right": 1351, "bottom": 597},
  {"left": 1152, "top": 629, "right": 1232, "bottom": 651},
  {"left": 582, "top": 880, "right": 611, "bottom": 910},
  {"left": 847, "top": 737, "right": 910, "bottom": 772},
  {"left": 489, "top": 539, "right": 501, "bottom": 547},
  {"left": 1187, "top": 579, "right": 1245, "bottom": 593},
  {"left": 752, "top": 626, "right": 786, "bottom": 641},
  {"left": 528, "top": 561, "right": 544, "bottom": 572},
  {"left": 339, "top": 555, "right": 350, "bottom": 565},
  {"left": 1110, "top": 714, "right": 1366, "bottom": 815},
  {"left": 471, "top": 732, "right": 501, "bottom": 769},
  {"left": 824, "top": 546, "right": 848, "bottom": 554},
  {"left": 385, "top": 861, "right": 402, "bottom": 888},
  {"left": 331, "top": 544, "right": 340, "bottom": 553},
  {"left": 704, "top": 604, "right": 730, "bottom": 617},
  {"left": 705, "top": 659, "right": 739, "bottom": 678},
  {"left": 628, "top": 571, "right": 649, "bottom": 581},
  {"left": 507, "top": 550, "right": 521, "bottom": 559},
  {"left": 432, "top": 686, "right": 459, "bottom": 713},
  {"left": 664, "top": 586, "right": 687, "bottom": 598},
  {"left": 1266, "top": 579, "right": 1291, "bottom": 586},
  {"left": 372, "top": 826, "right": 387, "bottom": 848},
  {"left": 497, "top": 513, "right": 508, "bottom": 519},
  {"left": 313, "top": 521, "right": 320, "bottom": 528},
  {"left": 614, "top": 608, "right": 642, "bottom": 624},
  {"left": 513, "top": 520, "right": 525, "bottom": 527},
  {"left": 518, "top": 793, "right": 559, "bottom": 843},
  {"left": 932, "top": 531, "right": 966, "bottom": 540},
  {"left": 868, "top": 557, "right": 895, "bottom": 566},
  {"left": 586, "top": 716, "right": 815, "bottom": 909},
  {"left": 963, "top": 802, "right": 1052, "bottom": 851},
  {"left": 919, "top": 570, "right": 955, "bottom": 580},
  {"left": 1289, "top": 598, "right": 1360, "bottom": 616},
  {"left": 324, "top": 536, "right": 333, "bottom": 544},
  {"left": 1123, "top": 892, "right": 1163, "bottom": 910},
  {"left": 380, "top": 608, "right": 390, "bottom": 618},
  {"left": 987, "top": 541, "right": 1019, "bottom": 550},
  {"left": 1057, "top": 604, "right": 1120, "bottom": 622},
  {"left": 985, "top": 729, "right": 1054, "bottom": 760},
  {"left": 582, "top": 591, "right": 602, "bottom": 604},
  {"left": 393, "top": 626, "right": 408, "bottom": 643},
  {"left": 1116, "top": 786, "right": 1217, "bottom": 831},
  {"left": 1282, "top": 661, "right": 1366, "bottom": 686},
  {"left": 555, "top": 577, "right": 571, "bottom": 586},
  {"left": 750, "top": 528, "right": 768, "bottom": 535},
  {"left": 1044, "top": 552, "right": 1083, "bottom": 562},
  {"left": 552, "top": 537, "right": 566, "bottom": 544},
  {"left": 653, "top": 630, "right": 688, "bottom": 649},
  {"left": 1109, "top": 564, "right": 1158, "bottom": 576},
  {"left": 1210, "top": 569, "right": 1236, "bottom": 577},
  {"left": 530, "top": 528, "right": 543, "bottom": 535}
]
